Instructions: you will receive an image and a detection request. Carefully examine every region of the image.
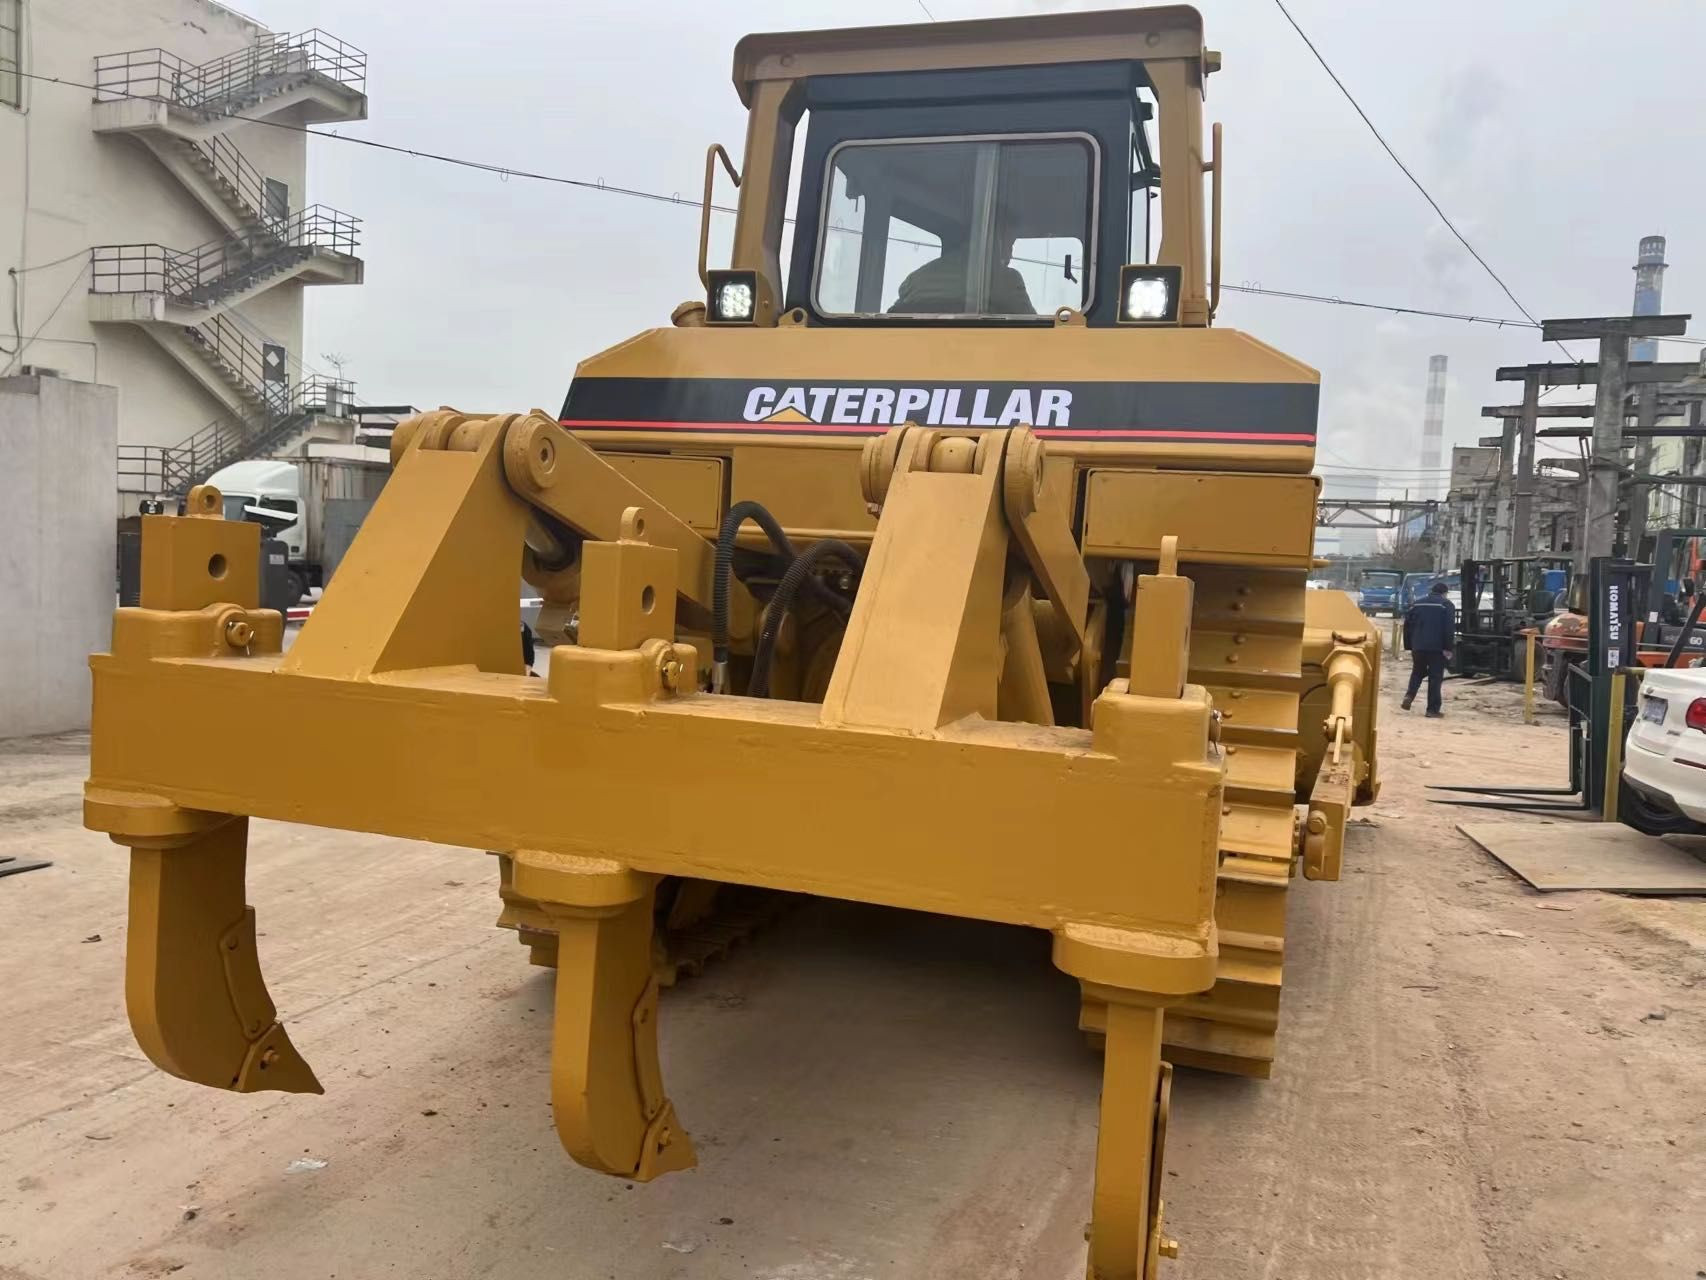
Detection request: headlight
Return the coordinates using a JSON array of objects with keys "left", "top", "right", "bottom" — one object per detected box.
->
[
  {"left": 1125, "top": 276, "right": 1170, "bottom": 319},
  {"left": 707, "top": 269, "right": 758, "bottom": 324},
  {"left": 1116, "top": 264, "right": 1182, "bottom": 325}
]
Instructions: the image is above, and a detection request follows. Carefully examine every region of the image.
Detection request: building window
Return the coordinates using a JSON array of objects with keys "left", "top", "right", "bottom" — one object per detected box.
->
[{"left": 0, "top": 0, "right": 21, "bottom": 109}]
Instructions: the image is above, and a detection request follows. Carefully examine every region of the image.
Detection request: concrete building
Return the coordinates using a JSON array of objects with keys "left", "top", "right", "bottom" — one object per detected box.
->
[
  {"left": 0, "top": 373, "right": 116, "bottom": 736},
  {"left": 0, "top": 0, "right": 366, "bottom": 509}
]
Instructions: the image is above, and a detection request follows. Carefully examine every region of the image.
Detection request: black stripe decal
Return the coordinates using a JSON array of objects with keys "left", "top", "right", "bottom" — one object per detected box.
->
[{"left": 560, "top": 377, "right": 1318, "bottom": 440}]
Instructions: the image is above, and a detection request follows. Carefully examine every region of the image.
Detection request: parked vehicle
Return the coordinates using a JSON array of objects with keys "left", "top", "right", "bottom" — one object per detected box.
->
[
  {"left": 1622, "top": 665, "right": 1706, "bottom": 831},
  {"left": 1399, "top": 570, "right": 1461, "bottom": 613},
  {"left": 1357, "top": 567, "right": 1404, "bottom": 614},
  {"left": 206, "top": 444, "right": 390, "bottom": 606}
]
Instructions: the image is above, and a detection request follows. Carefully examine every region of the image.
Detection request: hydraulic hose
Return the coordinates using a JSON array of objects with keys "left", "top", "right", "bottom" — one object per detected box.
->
[
  {"left": 748, "top": 539, "right": 864, "bottom": 699},
  {"left": 713, "top": 501, "right": 797, "bottom": 691}
]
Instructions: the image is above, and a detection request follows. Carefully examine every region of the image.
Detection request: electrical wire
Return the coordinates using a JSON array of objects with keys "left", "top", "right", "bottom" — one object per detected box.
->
[
  {"left": 4, "top": 249, "right": 94, "bottom": 355},
  {"left": 2, "top": 260, "right": 91, "bottom": 376},
  {"left": 11, "top": 247, "right": 91, "bottom": 275},
  {"left": 1270, "top": 0, "right": 1578, "bottom": 364},
  {"left": 915, "top": 0, "right": 937, "bottom": 19}
]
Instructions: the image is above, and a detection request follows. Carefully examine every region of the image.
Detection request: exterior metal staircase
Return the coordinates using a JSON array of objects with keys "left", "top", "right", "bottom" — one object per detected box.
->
[
  {"left": 93, "top": 30, "right": 367, "bottom": 132},
  {"left": 92, "top": 28, "right": 368, "bottom": 503},
  {"left": 92, "top": 30, "right": 366, "bottom": 233},
  {"left": 140, "top": 313, "right": 275, "bottom": 421},
  {"left": 163, "top": 134, "right": 273, "bottom": 233},
  {"left": 89, "top": 205, "right": 362, "bottom": 325},
  {"left": 117, "top": 375, "right": 356, "bottom": 496}
]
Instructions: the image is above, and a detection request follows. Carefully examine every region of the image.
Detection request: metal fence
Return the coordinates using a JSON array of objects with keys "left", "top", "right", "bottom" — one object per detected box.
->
[{"left": 94, "top": 29, "right": 366, "bottom": 111}]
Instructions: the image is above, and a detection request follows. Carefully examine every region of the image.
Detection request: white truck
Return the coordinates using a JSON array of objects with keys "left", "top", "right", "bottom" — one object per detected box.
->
[{"left": 205, "top": 444, "right": 390, "bottom": 606}]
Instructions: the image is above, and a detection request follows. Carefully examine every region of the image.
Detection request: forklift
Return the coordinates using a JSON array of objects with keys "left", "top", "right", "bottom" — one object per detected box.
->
[
  {"left": 1436, "top": 555, "right": 1704, "bottom": 835},
  {"left": 1541, "top": 528, "right": 1706, "bottom": 703},
  {"left": 1451, "top": 555, "right": 1572, "bottom": 679},
  {"left": 1637, "top": 527, "right": 1706, "bottom": 650}
]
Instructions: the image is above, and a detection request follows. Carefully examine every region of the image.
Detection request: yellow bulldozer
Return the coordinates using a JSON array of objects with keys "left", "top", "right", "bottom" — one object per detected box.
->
[{"left": 85, "top": 7, "right": 1380, "bottom": 1277}]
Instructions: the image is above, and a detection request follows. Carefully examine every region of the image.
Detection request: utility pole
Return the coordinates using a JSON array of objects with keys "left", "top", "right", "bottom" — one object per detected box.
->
[
  {"left": 1482, "top": 394, "right": 1592, "bottom": 556},
  {"left": 1482, "top": 398, "right": 1606, "bottom": 560},
  {"left": 1494, "top": 416, "right": 1521, "bottom": 556},
  {"left": 1685, "top": 400, "right": 1704, "bottom": 529},
  {"left": 1539, "top": 315, "right": 1691, "bottom": 569},
  {"left": 1513, "top": 372, "right": 1540, "bottom": 557},
  {"left": 1628, "top": 384, "right": 1659, "bottom": 554}
]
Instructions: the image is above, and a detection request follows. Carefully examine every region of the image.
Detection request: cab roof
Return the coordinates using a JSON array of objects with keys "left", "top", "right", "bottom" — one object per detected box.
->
[{"left": 732, "top": 5, "right": 1208, "bottom": 107}]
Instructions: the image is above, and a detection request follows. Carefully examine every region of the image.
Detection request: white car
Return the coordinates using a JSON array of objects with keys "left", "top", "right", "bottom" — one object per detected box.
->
[{"left": 1622, "top": 665, "right": 1706, "bottom": 832}]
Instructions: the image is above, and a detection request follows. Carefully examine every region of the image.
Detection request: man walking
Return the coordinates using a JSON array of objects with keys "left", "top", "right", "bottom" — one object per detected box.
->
[{"left": 1402, "top": 580, "right": 1456, "bottom": 717}]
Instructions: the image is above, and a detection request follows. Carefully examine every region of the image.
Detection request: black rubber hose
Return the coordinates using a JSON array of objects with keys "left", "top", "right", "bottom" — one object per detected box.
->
[
  {"left": 749, "top": 539, "right": 864, "bottom": 699},
  {"left": 713, "top": 501, "right": 796, "bottom": 670}
]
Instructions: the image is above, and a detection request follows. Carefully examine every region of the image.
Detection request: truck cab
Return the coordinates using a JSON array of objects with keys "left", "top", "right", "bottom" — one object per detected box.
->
[
  {"left": 205, "top": 457, "right": 307, "bottom": 561},
  {"left": 205, "top": 448, "right": 390, "bottom": 606},
  {"left": 1358, "top": 568, "right": 1403, "bottom": 615}
]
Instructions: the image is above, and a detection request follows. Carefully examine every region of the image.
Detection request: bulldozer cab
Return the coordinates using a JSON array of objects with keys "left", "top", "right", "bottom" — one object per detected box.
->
[{"left": 716, "top": 7, "right": 1216, "bottom": 329}]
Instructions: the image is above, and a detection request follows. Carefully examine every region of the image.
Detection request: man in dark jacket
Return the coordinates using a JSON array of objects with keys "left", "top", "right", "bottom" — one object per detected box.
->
[{"left": 1402, "top": 580, "right": 1456, "bottom": 717}]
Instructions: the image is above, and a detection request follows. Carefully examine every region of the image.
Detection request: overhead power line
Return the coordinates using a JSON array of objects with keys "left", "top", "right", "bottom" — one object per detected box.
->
[
  {"left": 14, "top": 68, "right": 1702, "bottom": 348},
  {"left": 1222, "top": 283, "right": 1532, "bottom": 332},
  {"left": 1270, "top": 0, "right": 1579, "bottom": 363}
]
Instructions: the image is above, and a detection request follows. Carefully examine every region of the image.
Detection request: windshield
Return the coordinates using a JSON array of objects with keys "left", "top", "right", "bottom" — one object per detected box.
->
[
  {"left": 1363, "top": 571, "right": 1402, "bottom": 588},
  {"left": 815, "top": 134, "right": 1097, "bottom": 319},
  {"left": 222, "top": 494, "right": 252, "bottom": 521}
]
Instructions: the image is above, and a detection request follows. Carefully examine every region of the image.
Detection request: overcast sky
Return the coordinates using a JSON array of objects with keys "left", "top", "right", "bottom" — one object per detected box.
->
[{"left": 236, "top": 0, "right": 1706, "bottom": 493}]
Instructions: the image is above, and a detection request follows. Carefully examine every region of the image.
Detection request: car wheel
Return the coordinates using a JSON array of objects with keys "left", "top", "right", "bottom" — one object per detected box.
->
[
  {"left": 1619, "top": 783, "right": 1705, "bottom": 836},
  {"left": 283, "top": 570, "right": 308, "bottom": 610}
]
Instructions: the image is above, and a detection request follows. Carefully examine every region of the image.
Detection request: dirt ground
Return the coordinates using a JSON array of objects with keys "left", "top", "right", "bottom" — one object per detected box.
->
[{"left": 1, "top": 648, "right": 1703, "bottom": 1280}]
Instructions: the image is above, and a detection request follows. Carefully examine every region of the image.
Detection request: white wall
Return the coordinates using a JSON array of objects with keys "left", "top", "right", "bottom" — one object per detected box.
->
[
  {"left": 0, "top": 0, "right": 313, "bottom": 447},
  {"left": 0, "top": 374, "right": 118, "bottom": 737}
]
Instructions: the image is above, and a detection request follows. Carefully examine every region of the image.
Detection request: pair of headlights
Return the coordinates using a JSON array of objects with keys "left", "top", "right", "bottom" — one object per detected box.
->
[{"left": 704, "top": 264, "right": 1184, "bottom": 325}]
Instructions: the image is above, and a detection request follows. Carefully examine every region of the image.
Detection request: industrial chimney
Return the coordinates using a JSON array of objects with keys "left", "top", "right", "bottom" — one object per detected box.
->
[
  {"left": 1631, "top": 235, "right": 1667, "bottom": 362},
  {"left": 1421, "top": 354, "right": 1447, "bottom": 498}
]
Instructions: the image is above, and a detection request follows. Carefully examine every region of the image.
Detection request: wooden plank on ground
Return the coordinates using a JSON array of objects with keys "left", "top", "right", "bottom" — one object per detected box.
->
[{"left": 1459, "top": 821, "right": 1706, "bottom": 894}]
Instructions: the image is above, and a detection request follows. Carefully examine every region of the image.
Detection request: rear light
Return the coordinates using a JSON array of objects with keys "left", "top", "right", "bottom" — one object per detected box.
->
[{"left": 1686, "top": 698, "right": 1706, "bottom": 731}]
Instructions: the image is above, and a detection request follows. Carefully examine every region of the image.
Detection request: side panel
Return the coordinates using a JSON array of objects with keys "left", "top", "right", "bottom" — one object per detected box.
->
[
  {"left": 602, "top": 454, "right": 726, "bottom": 535},
  {"left": 1082, "top": 471, "right": 1318, "bottom": 566}
]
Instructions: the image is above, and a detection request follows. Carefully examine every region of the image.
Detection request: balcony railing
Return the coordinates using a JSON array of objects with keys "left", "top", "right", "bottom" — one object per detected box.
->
[
  {"left": 90, "top": 206, "right": 361, "bottom": 304},
  {"left": 94, "top": 29, "right": 366, "bottom": 112}
]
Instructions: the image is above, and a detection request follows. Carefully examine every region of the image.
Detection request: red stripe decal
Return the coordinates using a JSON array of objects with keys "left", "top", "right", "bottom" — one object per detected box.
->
[{"left": 560, "top": 418, "right": 1314, "bottom": 443}]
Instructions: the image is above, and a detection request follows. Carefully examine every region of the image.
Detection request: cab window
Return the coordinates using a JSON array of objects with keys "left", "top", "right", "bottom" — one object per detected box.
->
[{"left": 813, "top": 134, "right": 1097, "bottom": 320}]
